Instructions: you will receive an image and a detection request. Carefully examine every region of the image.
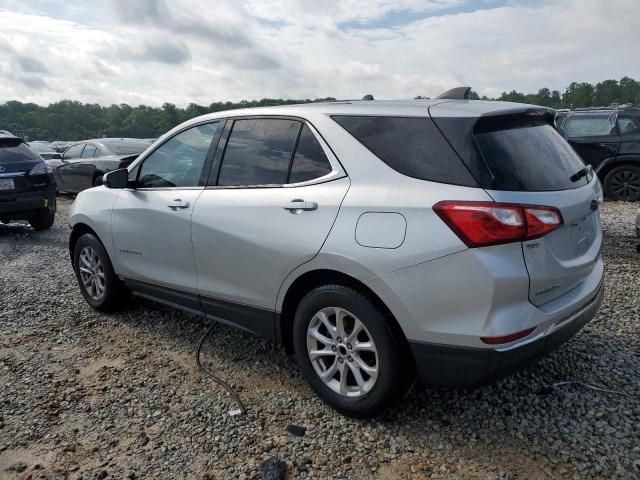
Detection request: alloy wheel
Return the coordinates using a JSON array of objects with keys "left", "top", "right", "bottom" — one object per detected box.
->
[
  {"left": 608, "top": 169, "right": 640, "bottom": 200},
  {"left": 306, "top": 307, "right": 379, "bottom": 397},
  {"left": 78, "top": 246, "right": 106, "bottom": 301}
]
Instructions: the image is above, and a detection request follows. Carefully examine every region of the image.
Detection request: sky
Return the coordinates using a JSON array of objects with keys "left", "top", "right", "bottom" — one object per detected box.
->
[{"left": 0, "top": 0, "right": 638, "bottom": 107}]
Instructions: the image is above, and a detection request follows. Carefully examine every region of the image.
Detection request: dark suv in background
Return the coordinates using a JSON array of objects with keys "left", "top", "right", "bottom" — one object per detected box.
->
[
  {"left": 0, "top": 135, "right": 57, "bottom": 230},
  {"left": 555, "top": 106, "right": 640, "bottom": 201}
]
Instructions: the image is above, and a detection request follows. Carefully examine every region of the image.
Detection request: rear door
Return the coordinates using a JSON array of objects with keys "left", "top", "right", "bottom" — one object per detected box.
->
[
  {"left": 191, "top": 117, "right": 349, "bottom": 334},
  {"left": 56, "top": 143, "right": 85, "bottom": 192},
  {"left": 561, "top": 112, "right": 620, "bottom": 171},
  {"left": 472, "top": 119, "right": 602, "bottom": 306}
]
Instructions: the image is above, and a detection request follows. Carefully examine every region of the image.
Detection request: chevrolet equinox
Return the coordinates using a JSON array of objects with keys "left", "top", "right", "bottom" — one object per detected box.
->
[{"left": 69, "top": 99, "right": 604, "bottom": 417}]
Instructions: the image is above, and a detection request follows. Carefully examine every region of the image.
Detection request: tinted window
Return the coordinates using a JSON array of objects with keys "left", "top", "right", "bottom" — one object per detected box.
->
[
  {"left": 563, "top": 114, "right": 615, "bottom": 137},
  {"left": 64, "top": 144, "right": 84, "bottom": 159},
  {"left": 332, "top": 116, "right": 477, "bottom": 186},
  {"left": 475, "top": 123, "right": 588, "bottom": 191},
  {"left": 0, "top": 142, "right": 42, "bottom": 163},
  {"left": 217, "top": 119, "right": 300, "bottom": 186},
  {"left": 617, "top": 115, "right": 640, "bottom": 137},
  {"left": 104, "top": 140, "right": 151, "bottom": 155},
  {"left": 82, "top": 145, "right": 97, "bottom": 158},
  {"left": 138, "top": 123, "right": 219, "bottom": 188},
  {"left": 288, "top": 125, "right": 332, "bottom": 183}
]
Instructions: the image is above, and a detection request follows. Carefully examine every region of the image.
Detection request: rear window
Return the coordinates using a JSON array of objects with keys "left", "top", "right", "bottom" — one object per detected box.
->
[
  {"left": 475, "top": 121, "right": 589, "bottom": 191},
  {"left": 0, "top": 141, "right": 42, "bottom": 163},
  {"left": 332, "top": 116, "right": 478, "bottom": 187}
]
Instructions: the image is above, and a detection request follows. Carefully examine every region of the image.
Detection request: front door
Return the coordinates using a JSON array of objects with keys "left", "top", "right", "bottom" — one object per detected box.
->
[
  {"left": 191, "top": 118, "right": 349, "bottom": 336},
  {"left": 111, "top": 122, "right": 222, "bottom": 298}
]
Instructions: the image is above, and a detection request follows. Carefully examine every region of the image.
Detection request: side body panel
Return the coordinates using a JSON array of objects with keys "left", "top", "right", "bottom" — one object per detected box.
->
[
  {"left": 191, "top": 177, "right": 350, "bottom": 310},
  {"left": 110, "top": 188, "right": 203, "bottom": 292}
]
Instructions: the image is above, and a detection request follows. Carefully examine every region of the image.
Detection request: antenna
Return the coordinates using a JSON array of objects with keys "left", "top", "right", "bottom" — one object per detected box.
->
[{"left": 435, "top": 87, "right": 472, "bottom": 100}]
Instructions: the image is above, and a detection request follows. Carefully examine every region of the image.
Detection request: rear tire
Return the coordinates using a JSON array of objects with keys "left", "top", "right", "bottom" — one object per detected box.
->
[
  {"left": 28, "top": 198, "right": 56, "bottom": 230},
  {"left": 603, "top": 165, "right": 640, "bottom": 202},
  {"left": 293, "top": 284, "right": 413, "bottom": 418},
  {"left": 73, "top": 233, "right": 129, "bottom": 312}
]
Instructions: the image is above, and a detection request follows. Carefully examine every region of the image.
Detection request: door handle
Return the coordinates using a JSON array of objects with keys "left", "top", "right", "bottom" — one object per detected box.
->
[
  {"left": 283, "top": 199, "right": 318, "bottom": 212},
  {"left": 167, "top": 199, "right": 190, "bottom": 210}
]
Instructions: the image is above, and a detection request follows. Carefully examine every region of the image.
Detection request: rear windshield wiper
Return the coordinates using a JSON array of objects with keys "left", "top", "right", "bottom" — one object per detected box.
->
[{"left": 570, "top": 166, "right": 592, "bottom": 182}]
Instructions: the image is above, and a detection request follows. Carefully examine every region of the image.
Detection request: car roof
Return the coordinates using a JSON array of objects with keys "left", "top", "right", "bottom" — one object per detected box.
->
[{"left": 178, "top": 99, "right": 551, "bottom": 124}]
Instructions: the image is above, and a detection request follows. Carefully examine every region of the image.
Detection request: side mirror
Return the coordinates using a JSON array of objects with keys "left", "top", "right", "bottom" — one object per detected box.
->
[{"left": 103, "top": 168, "right": 131, "bottom": 189}]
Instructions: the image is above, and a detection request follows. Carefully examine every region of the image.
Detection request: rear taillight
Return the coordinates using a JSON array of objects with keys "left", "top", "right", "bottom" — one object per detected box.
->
[{"left": 433, "top": 201, "right": 563, "bottom": 248}]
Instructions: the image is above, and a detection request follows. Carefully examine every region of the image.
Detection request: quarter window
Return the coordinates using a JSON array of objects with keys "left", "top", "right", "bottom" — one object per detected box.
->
[
  {"left": 333, "top": 115, "right": 477, "bottom": 186},
  {"left": 217, "top": 119, "right": 301, "bottom": 186},
  {"left": 138, "top": 122, "right": 220, "bottom": 188},
  {"left": 288, "top": 125, "right": 332, "bottom": 183}
]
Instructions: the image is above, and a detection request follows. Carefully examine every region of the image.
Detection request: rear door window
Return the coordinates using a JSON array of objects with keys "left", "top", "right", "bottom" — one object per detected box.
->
[
  {"left": 82, "top": 145, "right": 97, "bottom": 158},
  {"left": 563, "top": 114, "right": 616, "bottom": 137},
  {"left": 474, "top": 121, "right": 589, "bottom": 191},
  {"left": 288, "top": 125, "right": 332, "bottom": 183},
  {"left": 64, "top": 144, "right": 85, "bottom": 159},
  {"left": 332, "top": 116, "right": 477, "bottom": 186},
  {"left": 217, "top": 118, "right": 301, "bottom": 186}
]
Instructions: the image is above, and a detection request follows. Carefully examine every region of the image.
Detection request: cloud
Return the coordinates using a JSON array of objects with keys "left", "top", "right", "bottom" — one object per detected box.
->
[
  {"left": 16, "top": 55, "right": 49, "bottom": 73},
  {"left": 114, "top": 39, "right": 192, "bottom": 65},
  {"left": 0, "top": 0, "right": 638, "bottom": 106}
]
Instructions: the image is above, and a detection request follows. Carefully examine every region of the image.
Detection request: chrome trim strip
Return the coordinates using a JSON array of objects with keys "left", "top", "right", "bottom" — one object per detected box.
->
[{"left": 0, "top": 172, "right": 26, "bottom": 178}]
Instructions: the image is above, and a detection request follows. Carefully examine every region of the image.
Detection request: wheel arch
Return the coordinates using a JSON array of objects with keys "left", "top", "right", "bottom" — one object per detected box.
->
[
  {"left": 596, "top": 158, "right": 640, "bottom": 180},
  {"left": 69, "top": 222, "right": 101, "bottom": 261},
  {"left": 277, "top": 268, "right": 412, "bottom": 364}
]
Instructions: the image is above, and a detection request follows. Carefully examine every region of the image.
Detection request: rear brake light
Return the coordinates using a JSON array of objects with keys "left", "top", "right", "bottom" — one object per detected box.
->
[
  {"left": 433, "top": 201, "right": 563, "bottom": 247},
  {"left": 480, "top": 327, "right": 536, "bottom": 345}
]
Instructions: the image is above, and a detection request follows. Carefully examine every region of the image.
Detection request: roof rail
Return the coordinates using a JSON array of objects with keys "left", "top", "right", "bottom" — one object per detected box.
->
[
  {"left": 564, "top": 103, "right": 635, "bottom": 112},
  {"left": 435, "top": 86, "right": 471, "bottom": 100}
]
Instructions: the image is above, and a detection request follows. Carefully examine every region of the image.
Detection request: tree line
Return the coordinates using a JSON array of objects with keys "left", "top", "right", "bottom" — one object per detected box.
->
[{"left": 1, "top": 77, "right": 638, "bottom": 142}]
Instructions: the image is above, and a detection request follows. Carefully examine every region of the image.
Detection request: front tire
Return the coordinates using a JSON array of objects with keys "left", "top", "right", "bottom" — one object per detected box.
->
[
  {"left": 293, "top": 285, "right": 413, "bottom": 418},
  {"left": 603, "top": 165, "right": 640, "bottom": 202},
  {"left": 29, "top": 197, "right": 56, "bottom": 230},
  {"left": 73, "top": 233, "right": 129, "bottom": 312}
]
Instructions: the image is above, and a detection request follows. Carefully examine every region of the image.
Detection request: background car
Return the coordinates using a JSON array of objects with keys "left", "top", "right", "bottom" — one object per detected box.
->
[
  {"left": 0, "top": 134, "right": 57, "bottom": 229},
  {"left": 555, "top": 106, "right": 640, "bottom": 201},
  {"left": 28, "top": 141, "right": 62, "bottom": 160},
  {"left": 50, "top": 138, "right": 152, "bottom": 193}
]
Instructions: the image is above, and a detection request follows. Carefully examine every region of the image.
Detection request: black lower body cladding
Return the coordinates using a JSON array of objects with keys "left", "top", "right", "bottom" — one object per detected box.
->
[{"left": 409, "top": 283, "right": 604, "bottom": 388}]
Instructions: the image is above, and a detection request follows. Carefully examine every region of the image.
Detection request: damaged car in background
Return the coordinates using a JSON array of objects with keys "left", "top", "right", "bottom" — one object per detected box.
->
[{"left": 49, "top": 138, "right": 152, "bottom": 193}]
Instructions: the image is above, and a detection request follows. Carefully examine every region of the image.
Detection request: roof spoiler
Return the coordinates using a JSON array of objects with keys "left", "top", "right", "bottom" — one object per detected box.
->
[{"left": 435, "top": 86, "right": 472, "bottom": 100}]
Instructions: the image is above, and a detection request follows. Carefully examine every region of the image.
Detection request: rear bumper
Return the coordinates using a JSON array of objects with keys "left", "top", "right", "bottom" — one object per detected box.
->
[
  {"left": 0, "top": 184, "right": 56, "bottom": 218},
  {"left": 409, "top": 281, "right": 604, "bottom": 387}
]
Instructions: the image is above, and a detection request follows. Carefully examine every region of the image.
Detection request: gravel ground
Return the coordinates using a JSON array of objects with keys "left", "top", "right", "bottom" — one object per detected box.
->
[{"left": 0, "top": 197, "right": 639, "bottom": 480}]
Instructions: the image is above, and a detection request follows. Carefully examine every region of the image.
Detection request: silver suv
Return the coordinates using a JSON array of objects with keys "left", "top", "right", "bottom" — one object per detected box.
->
[{"left": 69, "top": 99, "right": 604, "bottom": 417}]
